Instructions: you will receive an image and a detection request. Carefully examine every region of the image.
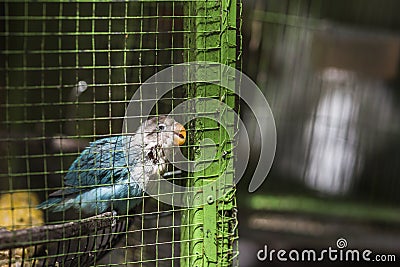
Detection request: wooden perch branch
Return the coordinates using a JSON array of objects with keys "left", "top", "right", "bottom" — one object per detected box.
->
[{"left": 0, "top": 212, "right": 117, "bottom": 250}]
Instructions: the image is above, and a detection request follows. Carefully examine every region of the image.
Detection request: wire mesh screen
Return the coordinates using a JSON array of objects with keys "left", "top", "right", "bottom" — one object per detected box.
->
[{"left": 0, "top": 1, "right": 240, "bottom": 266}]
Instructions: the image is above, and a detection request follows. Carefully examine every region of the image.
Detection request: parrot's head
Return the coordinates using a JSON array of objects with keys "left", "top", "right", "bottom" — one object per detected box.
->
[
  {"left": 141, "top": 116, "right": 186, "bottom": 146},
  {"left": 127, "top": 116, "right": 186, "bottom": 187},
  {"left": 133, "top": 115, "right": 186, "bottom": 165}
]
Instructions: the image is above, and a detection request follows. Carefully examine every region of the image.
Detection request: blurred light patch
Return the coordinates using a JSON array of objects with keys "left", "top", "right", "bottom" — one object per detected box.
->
[{"left": 303, "top": 68, "right": 361, "bottom": 194}]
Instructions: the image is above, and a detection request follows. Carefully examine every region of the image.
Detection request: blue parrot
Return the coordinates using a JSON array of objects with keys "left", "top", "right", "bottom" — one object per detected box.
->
[{"left": 37, "top": 116, "right": 186, "bottom": 216}]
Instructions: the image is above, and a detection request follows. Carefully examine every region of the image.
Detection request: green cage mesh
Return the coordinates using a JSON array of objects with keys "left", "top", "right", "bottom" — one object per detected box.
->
[{"left": 0, "top": 1, "right": 241, "bottom": 266}]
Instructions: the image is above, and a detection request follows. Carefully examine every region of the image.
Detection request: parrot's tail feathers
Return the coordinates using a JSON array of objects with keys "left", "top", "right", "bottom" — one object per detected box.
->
[
  {"left": 37, "top": 197, "right": 61, "bottom": 209},
  {"left": 37, "top": 197, "right": 73, "bottom": 212}
]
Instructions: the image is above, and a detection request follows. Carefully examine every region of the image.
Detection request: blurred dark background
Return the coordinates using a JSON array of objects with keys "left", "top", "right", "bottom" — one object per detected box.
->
[
  {"left": 239, "top": 0, "right": 400, "bottom": 266},
  {"left": 1, "top": 0, "right": 400, "bottom": 266}
]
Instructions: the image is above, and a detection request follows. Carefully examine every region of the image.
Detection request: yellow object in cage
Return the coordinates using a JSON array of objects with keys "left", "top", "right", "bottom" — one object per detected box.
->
[
  {"left": 0, "top": 192, "right": 44, "bottom": 267},
  {"left": 0, "top": 192, "right": 44, "bottom": 230}
]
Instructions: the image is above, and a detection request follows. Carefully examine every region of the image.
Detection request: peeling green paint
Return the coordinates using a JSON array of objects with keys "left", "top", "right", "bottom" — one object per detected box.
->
[{"left": 181, "top": 0, "right": 240, "bottom": 266}]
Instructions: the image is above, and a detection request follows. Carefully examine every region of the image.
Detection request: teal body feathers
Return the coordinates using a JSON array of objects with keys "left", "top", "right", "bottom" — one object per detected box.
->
[{"left": 37, "top": 117, "right": 186, "bottom": 215}]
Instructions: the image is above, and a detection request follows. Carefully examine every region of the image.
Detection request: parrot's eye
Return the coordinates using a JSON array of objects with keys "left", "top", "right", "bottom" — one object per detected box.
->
[{"left": 157, "top": 123, "right": 166, "bottom": 131}]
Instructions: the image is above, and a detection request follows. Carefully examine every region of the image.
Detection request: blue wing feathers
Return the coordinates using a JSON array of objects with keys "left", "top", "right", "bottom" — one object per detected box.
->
[
  {"left": 38, "top": 136, "right": 143, "bottom": 214},
  {"left": 36, "top": 197, "right": 63, "bottom": 209},
  {"left": 64, "top": 136, "right": 129, "bottom": 187}
]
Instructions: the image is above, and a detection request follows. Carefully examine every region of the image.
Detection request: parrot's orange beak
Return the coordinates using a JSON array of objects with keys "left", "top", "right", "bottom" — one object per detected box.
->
[{"left": 174, "top": 123, "right": 186, "bottom": 146}]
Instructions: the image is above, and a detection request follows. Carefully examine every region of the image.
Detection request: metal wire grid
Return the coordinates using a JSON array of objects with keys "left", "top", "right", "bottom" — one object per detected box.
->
[{"left": 0, "top": 1, "right": 240, "bottom": 266}]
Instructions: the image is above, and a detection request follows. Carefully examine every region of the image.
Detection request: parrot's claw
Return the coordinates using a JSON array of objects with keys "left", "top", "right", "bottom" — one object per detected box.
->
[
  {"left": 111, "top": 210, "right": 118, "bottom": 227},
  {"left": 163, "top": 170, "right": 182, "bottom": 178}
]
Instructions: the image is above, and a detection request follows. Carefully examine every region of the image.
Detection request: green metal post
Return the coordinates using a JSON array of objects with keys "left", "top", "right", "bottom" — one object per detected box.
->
[{"left": 182, "top": 0, "right": 240, "bottom": 266}]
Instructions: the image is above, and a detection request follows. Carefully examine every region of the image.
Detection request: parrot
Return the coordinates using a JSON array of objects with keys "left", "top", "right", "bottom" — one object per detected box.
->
[{"left": 37, "top": 116, "right": 186, "bottom": 216}]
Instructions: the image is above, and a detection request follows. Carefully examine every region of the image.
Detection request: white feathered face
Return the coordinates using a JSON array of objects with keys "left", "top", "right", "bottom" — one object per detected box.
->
[
  {"left": 141, "top": 116, "right": 186, "bottom": 148},
  {"left": 129, "top": 116, "right": 186, "bottom": 188},
  {"left": 138, "top": 116, "right": 186, "bottom": 170}
]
